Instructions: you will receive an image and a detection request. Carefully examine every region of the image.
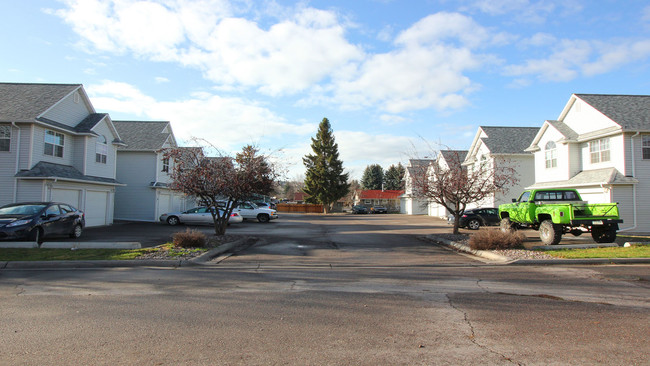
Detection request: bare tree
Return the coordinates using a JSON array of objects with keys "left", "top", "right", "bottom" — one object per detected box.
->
[
  {"left": 410, "top": 149, "right": 519, "bottom": 234},
  {"left": 164, "top": 144, "right": 277, "bottom": 236}
]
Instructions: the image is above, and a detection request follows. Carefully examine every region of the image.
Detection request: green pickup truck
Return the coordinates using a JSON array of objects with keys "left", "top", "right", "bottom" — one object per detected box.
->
[{"left": 498, "top": 189, "right": 622, "bottom": 245}]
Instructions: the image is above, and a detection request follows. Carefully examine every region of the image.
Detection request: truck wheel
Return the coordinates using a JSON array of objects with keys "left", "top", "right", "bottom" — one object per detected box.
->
[
  {"left": 539, "top": 220, "right": 562, "bottom": 245},
  {"left": 591, "top": 227, "right": 617, "bottom": 243},
  {"left": 500, "top": 218, "right": 515, "bottom": 233},
  {"left": 468, "top": 219, "right": 481, "bottom": 230}
]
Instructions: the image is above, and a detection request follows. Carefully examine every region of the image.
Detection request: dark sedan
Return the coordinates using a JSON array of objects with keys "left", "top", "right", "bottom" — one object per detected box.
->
[
  {"left": 351, "top": 205, "right": 368, "bottom": 214},
  {"left": 448, "top": 207, "right": 500, "bottom": 230},
  {"left": 0, "top": 202, "right": 85, "bottom": 243}
]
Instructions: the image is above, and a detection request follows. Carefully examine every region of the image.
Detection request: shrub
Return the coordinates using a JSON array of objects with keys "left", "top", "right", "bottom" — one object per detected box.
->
[
  {"left": 172, "top": 229, "right": 207, "bottom": 248},
  {"left": 468, "top": 229, "right": 525, "bottom": 250}
]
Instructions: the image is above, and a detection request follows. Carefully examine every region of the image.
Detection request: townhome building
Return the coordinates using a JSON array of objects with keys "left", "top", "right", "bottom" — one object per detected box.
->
[
  {"left": 525, "top": 94, "right": 649, "bottom": 231},
  {"left": 0, "top": 83, "right": 124, "bottom": 226},
  {"left": 462, "top": 126, "right": 538, "bottom": 209},
  {"left": 426, "top": 149, "right": 468, "bottom": 218},
  {"left": 113, "top": 121, "right": 191, "bottom": 221},
  {"left": 400, "top": 159, "right": 433, "bottom": 215}
]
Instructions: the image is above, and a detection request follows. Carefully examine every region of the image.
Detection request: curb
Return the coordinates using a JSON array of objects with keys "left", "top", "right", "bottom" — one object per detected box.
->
[
  {"left": 425, "top": 235, "right": 650, "bottom": 265},
  {"left": 0, "top": 238, "right": 258, "bottom": 270}
]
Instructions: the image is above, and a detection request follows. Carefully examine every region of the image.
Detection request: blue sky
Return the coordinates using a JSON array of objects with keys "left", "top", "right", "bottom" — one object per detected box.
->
[{"left": 2, "top": 0, "right": 650, "bottom": 180}]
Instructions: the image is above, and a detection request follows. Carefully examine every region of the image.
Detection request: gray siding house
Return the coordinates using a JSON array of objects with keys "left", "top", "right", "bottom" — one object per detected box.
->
[
  {"left": 113, "top": 121, "right": 190, "bottom": 221},
  {"left": 0, "top": 83, "right": 124, "bottom": 227}
]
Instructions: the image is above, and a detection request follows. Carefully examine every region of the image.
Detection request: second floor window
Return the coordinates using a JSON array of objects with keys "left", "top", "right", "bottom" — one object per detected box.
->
[
  {"left": 162, "top": 157, "right": 170, "bottom": 172},
  {"left": 0, "top": 125, "right": 10, "bottom": 152},
  {"left": 44, "top": 130, "right": 64, "bottom": 158},
  {"left": 643, "top": 136, "right": 650, "bottom": 160},
  {"left": 589, "top": 138, "right": 610, "bottom": 164},
  {"left": 545, "top": 141, "right": 557, "bottom": 168},
  {"left": 95, "top": 135, "right": 107, "bottom": 164}
]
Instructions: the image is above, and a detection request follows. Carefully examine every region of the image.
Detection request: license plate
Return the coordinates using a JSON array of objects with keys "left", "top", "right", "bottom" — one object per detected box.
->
[{"left": 592, "top": 220, "right": 603, "bottom": 225}]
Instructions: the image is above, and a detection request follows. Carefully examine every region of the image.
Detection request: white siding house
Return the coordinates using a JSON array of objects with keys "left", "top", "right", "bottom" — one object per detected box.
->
[
  {"left": 426, "top": 150, "right": 468, "bottom": 218},
  {"left": 462, "top": 126, "right": 538, "bottom": 209},
  {"left": 113, "top": 121, "right": 190, "bottom": 221},
  {"left": 0, "top": 83, "right": 124, "bottom": 227},
  {"left": 400, "top": 159, "right": 432, "bottom": 215},
  {"left": 525, "top": 94, "right": 649, "bottom": 231}
]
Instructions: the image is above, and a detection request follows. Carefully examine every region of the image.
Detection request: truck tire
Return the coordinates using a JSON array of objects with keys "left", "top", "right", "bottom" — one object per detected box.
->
[
  {"left": 539, "top": 220, "right": 562, "bottom": 245},
  {"left": 500, "top": 218, "right": 515, "bottom": 233},
  {"left": 591, "top": 226, "right": 617, "bottom": 243}
]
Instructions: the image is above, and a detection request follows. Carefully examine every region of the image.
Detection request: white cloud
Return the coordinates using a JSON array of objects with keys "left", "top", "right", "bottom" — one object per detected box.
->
[
  {"left": 86, "top": 80, "right": 315, "bottom": 151},
  {"left": 505, "top": 39, "right": 650, "bottom": 82},
  {"left": 462, "top": 0, "right": 582, "bottom": 24},
  {"left": 154, "top": 76, "right": 170, "bottom": 83}
]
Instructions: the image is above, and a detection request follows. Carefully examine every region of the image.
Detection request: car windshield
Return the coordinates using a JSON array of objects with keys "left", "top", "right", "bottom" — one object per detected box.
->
[{"left": 0, "top": 204, "right": 47, "bottom": 216}]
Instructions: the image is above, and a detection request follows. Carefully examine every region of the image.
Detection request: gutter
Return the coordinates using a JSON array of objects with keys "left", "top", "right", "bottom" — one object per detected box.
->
[
  {"left": 619, "top": 131, "right": 640, "bottom": 232},
  {"left": 17, "top": 176, "right": 126, "bottom": 186}
]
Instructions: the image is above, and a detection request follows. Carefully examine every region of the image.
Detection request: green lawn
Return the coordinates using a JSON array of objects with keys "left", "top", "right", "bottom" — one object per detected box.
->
[
  {"left": 543, "top": 245, "right": 650, "bottom": 259},
  {"left": 0, "top": 244, "right": 207, "bottom": 261}
]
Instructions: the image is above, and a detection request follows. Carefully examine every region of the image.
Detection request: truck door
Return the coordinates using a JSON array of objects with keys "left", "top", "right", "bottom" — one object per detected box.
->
[{"left": 511, "top": 191, "right": 532, "bottom": 222}]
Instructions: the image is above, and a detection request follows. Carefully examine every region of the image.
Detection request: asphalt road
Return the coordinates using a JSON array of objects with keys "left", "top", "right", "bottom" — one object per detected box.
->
[{"left": 1, "top": 213, "right": 648, "bottom": 365}]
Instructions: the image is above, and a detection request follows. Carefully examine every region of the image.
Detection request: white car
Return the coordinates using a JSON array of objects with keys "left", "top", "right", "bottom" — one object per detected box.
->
[
  {"left": 234, "top": 201, "right": 279, "bottom": 223},
  {"left": 159, "top": 207, "right": 243, "bottom": 226}
]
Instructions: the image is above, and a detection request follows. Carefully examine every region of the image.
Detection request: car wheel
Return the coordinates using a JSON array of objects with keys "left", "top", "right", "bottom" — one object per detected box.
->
[
  {"left": 167, "top": 216, "right": 180, "bottom": 226},
  {"left": 69, "top": 224, "right": 83, "bottom": 239},
  {"left": 539, "top": 220, "right": 562, "bottom": 245},
  {"left": 468, "top": 219, "right": 481, "bottom": 230},
  {"left": 29, "top": 227, "right": 43, "bottom": 245},
  {"left": 257, "top": 214, "right": 270, "bottom": 223}
]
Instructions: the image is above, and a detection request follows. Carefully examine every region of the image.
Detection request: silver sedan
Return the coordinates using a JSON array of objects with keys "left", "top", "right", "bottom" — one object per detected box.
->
[{"left": 159, "top": 207, "right": 243, "bottom": 226}]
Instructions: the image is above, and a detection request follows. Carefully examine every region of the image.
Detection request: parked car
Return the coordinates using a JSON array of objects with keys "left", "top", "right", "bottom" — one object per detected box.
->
[
  {"left": 254, "top": 201, "right": 277, "bottom": 210},
  {"left": 235, "top": 201, "right": 279, "bottom": 223},
  {"left": 0, "top": 202, "right": 85, "bottom": 243},
  {"left": 351, "top": 205, "right": 368, "bottom": 214},
  {"left": 159, "top": 207, "right": 243, "bottom": 226},
  {"left": 447, "top": 207, "right": 500, "bottom": 230},
  {"left": 370, "top": 205, "right": 388, "bottom": 214}
]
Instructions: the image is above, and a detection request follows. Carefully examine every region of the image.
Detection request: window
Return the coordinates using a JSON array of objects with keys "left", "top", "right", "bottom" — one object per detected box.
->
[
  {"left": 44, "top": 130, "right": 64, "bottom": 157},
  {"left": 518, "top": 191, "right": 531, "bottom": 203},
  {"left": 95, "top": 135, "right": 107, "bottom": 164},
  {"left": 545, "top": 141, "right": 557, "bottom": 168},
  {"left": 0, "top": 125, "right": 10, "bottom": 152},
  {"left": 589, "top": 138, "right": 610, "bottom": 164},
  {"left": 643, "top": 136, "right": 650, "bottom": 160},
  {"left": 162, "top": 157, "right": 170, "bottom": 172}
]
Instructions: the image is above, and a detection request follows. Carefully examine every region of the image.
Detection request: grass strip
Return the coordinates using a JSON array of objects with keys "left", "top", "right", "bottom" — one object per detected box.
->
[
  {"left": 0, "top": 244, "right": 207, "bottom": 261},
  {"left": 543, "top": 245, "right": 650, "bottom": 259}
]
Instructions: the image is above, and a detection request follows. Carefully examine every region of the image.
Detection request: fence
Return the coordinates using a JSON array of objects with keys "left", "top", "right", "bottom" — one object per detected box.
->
[{"left": 276, "top": 203, "right": 323, "bottom": 213}]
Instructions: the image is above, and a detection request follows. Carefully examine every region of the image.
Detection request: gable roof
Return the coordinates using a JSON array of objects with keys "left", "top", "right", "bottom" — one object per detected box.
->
[
  {"left": 526, "top": 120, "right": 580, "bottom": 152},
  {"left": 479, "top": 126, "right": 540, "bottom": 154},
  {"left": 439, "top": 150, "right": 468, "bottom": 169},
  {"left": 573, "top": 94, "right": 650, "bottom": 131},
  {"left": 113, "top": 121, "right": 176, "bottom": 151},
  {"left": 357, "top": 190, "right": 404, "bottom": 200},
  {"left": 15, "top": 161, "right": 123, "bottom": 186},
  {"left": 0, "top": 83, "right": 82, "bottom": 122}
]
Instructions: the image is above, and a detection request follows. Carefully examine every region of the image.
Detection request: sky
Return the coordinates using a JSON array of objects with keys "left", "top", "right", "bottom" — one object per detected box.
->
[{"left": 1, "top": 0, "right": 650, "bottom": 180}]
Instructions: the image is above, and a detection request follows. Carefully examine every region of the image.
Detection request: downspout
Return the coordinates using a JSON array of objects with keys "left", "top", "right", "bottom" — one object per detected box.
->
[
  {"left": 12, "top": 122, "right": 20, "bottom": 202},
  {"left": 618, "top": 132, "right": 639, "bottom": 232}
]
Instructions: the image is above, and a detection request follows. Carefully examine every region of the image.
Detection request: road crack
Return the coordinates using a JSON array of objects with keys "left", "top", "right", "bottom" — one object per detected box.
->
[{"left": 446, "top": 294, "right": 522, "bottom": 365}]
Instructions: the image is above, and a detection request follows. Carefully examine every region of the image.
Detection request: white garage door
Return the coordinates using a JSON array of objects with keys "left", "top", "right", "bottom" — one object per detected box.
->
[
  {"left": 86, "top": 191, "right": 109, "bottom": 227},
  {"left": 51, "top": 188, "right": 81, "bottom": 208}
]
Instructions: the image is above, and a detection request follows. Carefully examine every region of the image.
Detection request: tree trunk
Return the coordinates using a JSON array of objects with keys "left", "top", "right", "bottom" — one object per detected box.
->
[{"left": 452, "top": 214, "right": 461, "bottom": 235}]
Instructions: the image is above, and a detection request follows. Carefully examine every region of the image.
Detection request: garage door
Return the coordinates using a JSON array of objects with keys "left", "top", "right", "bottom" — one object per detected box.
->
[
  {"left": 51, "top": 188, "right": 81, "bottom": 208},
  {"left": 86, "top": 191, "right": 109, "bottom": 227}
]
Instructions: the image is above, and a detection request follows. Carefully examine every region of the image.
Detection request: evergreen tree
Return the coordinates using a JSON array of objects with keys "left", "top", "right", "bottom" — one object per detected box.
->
[
  {"left": 361, "top": 164, "right": 384, "bottom": 190},
  {"left": 303, "top": 118, "right": 350, "bottom": 213},
  {"left": 384, "top": 163, "right": 406, "bottom": 190}
]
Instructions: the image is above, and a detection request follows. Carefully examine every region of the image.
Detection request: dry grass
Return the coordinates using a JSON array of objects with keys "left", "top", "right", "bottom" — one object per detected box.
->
[
  {"left": 468, "top": 229, "right": 526, "bottom": 250},
  {"left": 172, "top": 228, "right": 207, "bottom": 248}
]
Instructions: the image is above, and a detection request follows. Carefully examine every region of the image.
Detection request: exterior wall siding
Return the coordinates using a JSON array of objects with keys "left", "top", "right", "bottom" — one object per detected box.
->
[
  {"left": 563, "top": 98, "right": 619, "bottom": 134},
  {"left": 580, "top": 134, "right": 625, "bottom": 172},
  {"left": 19, "top": 124, "right": 32, "bottom": 170},
  {"left": 535, "top": 127, "right": 570, "bottom": 182},
  {"left": 611, "top": 186, "right": 635, "bottom": 230},
  {"left": 0, "top": 124, "right": 18, "bottom": 205},
  {"left": 41, "top": 90, "right": 92, "bottom": 128},
  {"left": 114, "top": 151, "right": 157, "bottom": 221},
  {"left": 16, "top": 180, "right": 45, "bottom": 202},
  {"left": 85, "top": 121, "right": 117, "bottom": 179},
  {"left": 31, "top": 126, "right": 75, "bottom": 167}
]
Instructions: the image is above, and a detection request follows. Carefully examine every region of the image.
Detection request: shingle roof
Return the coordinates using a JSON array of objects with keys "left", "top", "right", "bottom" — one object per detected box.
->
[
  {"left": 547, "top": 120, "right": 578, "bottom": 140},
  {"left": 528, "top": 168, "right": 638, "bottom": 189},
  {"left": 358, "top": 190, "right": 404, "bottom": 200},
  {"left": 15, "top": 161, "right": 123, "bottom": 185},
  {"left": 0, "top": 83, "right": 81, "bottom": 122},
  {"left": 480, "top": 126, "right": 539, "bottom": 154},
  {"left": 576, "top": 94, "right": 650, "bottom": 130},
  {"left": 439, "top": 150, "right": 468, "bottom": 168},
  {"left": 113, "top": 121, "right": 174, "bottom": 150}
]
